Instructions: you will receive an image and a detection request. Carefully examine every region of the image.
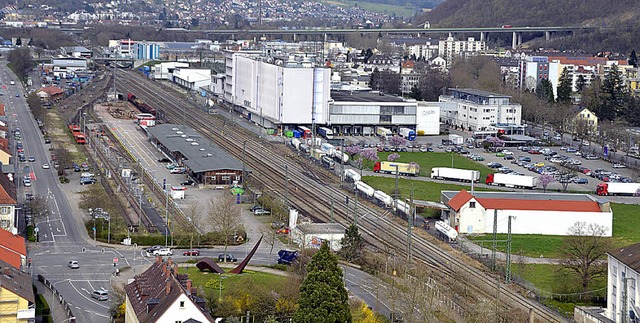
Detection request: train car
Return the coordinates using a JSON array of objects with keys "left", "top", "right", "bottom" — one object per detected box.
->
[
  {"left": 354, "top": 181, "right": 375, "bottom": 198},
  {"left": 290, "top": 138, "right": 302, "bottom": 150},
  {"left": 321, "top": 155, "right": 335, "bottom": 170},
  {"left": 321, "top": 143, "right": 336, "bottom": 156},
  {"left": 299, "top": 144, "right": 310, "bottom": 154},
  {"left": 297, "top": 126, "right": 312, "bottom": 139},
  {"left": 333, "top": 150, "right": 349, "bottom": 164},
  {"left": 373, "top": 190, "right": 393, "bottom": 207},
  {"left": 317, "top": 127, "right": 334, "bottom": 140},
  {"left": 394, "top": 200, "right": 411, "bottom": 215},
  {"left": 311, "top": 149, "right": 326, "bottom": 161},
  {"left": 127, "top": 92, "right": 156, "bottom": 116},
  {"left": 435, "top": 221, "right": 458, "bottom": 243},
  {"left": 343, "top": 169, "right": 361, "bottom": 183}
]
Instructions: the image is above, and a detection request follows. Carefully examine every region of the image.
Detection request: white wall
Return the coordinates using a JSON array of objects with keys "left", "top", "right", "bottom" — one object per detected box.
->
[
  {"left": 456, "top": 202, "right": 612, "bottom": 236},
  {"left": 607, "top": 256, "right": 640, "bottom": 322},
  {"left": 157, "top": 294, "right": 211, "bottom": 323}
]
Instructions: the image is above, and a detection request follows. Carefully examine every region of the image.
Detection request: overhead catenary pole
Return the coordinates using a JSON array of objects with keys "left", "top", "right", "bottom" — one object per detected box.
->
[
  {"left": 492, "top": 209, "right": 497, "bottom": 271},
  {"left": 407, "top": 184, "right": 414, "bottom": 261},
  {"left": 506, "top": 216, "right": 513, "bottom": 283},
  {"left": 242, "top": 140, "right": 247, "bottom": 186}
]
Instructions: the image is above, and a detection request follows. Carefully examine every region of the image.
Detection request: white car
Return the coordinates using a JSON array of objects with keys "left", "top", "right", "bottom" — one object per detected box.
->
[
  {"left": 613, "top": 163, "right": 626, "bottom": 169},
  {"left": 501, "top": 149, "right": 514, "bottom": 155},
  {"left": 42, "top": 163, "right": 50, "bottom": 169},
  {"left": 68, "top": 260, "right": 80, "bottom": 269},
  {"left": 153, "top": 248, "right": 173, "bottom": 256}
]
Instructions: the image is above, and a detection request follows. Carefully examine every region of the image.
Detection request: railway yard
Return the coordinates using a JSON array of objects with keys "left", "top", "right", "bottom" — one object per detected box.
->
[{"left": 110, "top": 69, "right": 568, "bottom": 322}]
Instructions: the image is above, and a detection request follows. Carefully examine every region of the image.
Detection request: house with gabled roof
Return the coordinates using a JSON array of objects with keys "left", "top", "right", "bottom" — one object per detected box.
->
[
  {"left": 0, "top": 258, "right": 35, "bottom": 321},
  {"left": 0, "top": 228, "right": 26, "bottom": 270},
  {"left": 124, "top": 256, "right": 213, "bottom": 323},
  {"left": 0, "top": 174, "right": 17, "bottom": 233},
  {"left": 604, "top": 242, "right": 640, "bottom": 322},
  {"left": 440, "top": 190, "right": 613, "bottom": 236}
]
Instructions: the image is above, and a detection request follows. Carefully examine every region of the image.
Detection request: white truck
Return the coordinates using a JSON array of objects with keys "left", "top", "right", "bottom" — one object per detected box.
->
[
  {"left": 343, "top": 169, "right": 361, "bottom": 182},
  {"left": 376, "top": 127, "right": 392, "bottom": 138},
  {"left": 596, "top": 183, "right": 640, "bottom": 196},
  {"left": 354, "top": 181, "right": 375, "bottom": 198},
  {"left": 332, "top": 150, "right": 349, "bottom": 164},
  {"left": 430, "top": 167, "right": 479, "bottom": 182},
  {"left": 320, "top": 143, "right": 336, "bottom": 156},
  {"left": 485, "top": 173, "right": 537, "bottom": 189},
  {"left": 399, "top": 127, "right": 416, "bottom": 141},
  {"left": 449, "top": 134, "right": 464, "bottom": 145},
  {"left": 435, "top": 221, "right": 458, "bottom": 243},
  {"left": 290, "top": 138, "right": 301, "bottom": 150}
]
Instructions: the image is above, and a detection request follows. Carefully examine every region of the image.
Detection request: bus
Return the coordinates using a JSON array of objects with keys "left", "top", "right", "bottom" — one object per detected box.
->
[
  {"left": 297, "top": 126, "right": 312, "bottom": 139},
  {"left": 317, "top": 127, "right": 334, "bottom": 139},
  {"left": 472, "top": 130, "right": 497, "bottom": 140}
]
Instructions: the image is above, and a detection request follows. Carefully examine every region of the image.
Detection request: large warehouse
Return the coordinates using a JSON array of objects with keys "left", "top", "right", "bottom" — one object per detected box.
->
[
  {"left": 147, "top": 124, "right": 247, "bottom": 186},
  {"left": 440, "top": 190, "right": 613, "bottom": 236}
]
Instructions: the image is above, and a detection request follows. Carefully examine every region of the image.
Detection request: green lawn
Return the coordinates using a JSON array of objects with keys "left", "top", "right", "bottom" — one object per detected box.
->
[
  {"left": 511, "top": 264, "right": 606, "bottom": 316},
  {"left": 467, "top": 203, "right": 640, "bottom": 258},
  {"left": 375, "top": 152, "right": 494, "bottom": 179},
  {"left": 178, "top": 266, "right": 287, "bottom": 296},
  {"left": 363, "top": 175, "right": 492, "bottom": 202}
]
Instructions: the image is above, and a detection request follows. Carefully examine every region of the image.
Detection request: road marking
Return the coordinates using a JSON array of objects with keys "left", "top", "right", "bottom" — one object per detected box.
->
[{"left": 68, "top": 281, "right": 109, "bottom": 309}]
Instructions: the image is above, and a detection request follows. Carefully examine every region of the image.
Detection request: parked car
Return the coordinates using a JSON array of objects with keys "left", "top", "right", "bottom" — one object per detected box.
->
[
  {"left": 183, "top": 250, "right": 200, "bottom": 256},
  {"left": 573, "top": 178, "right": 589, "bottom": 184},
  {"left": 91, "top": 289, "right": 109, "bottom": 301},
  {"left": 613, "top": 163, "right": 626, "bottom": 168},
  {"left": 153, "top": 248, "right": 173, "bottom": 256},
  {"left": 42, "top": 163, "right": 50, "bottom": 169},
  {"left": 180, "top": 179, "right": 195, "bottom": 186},
  {"left": 68, "top": 260, "right": 80, "bottom": 269},
  {"left": 28, "top": 156, "right": 35, "bottom": 162},
  {"left": 158, "top": 157, "right": 171, "bottom": 163},
  {"left": 218, "top": 253, "right": 237, "bottom": 262},
  {"left": 584, "top": 154, "right": 599, "bottom": 160},
  {"left": 487, "top": 162, "right": 503, "bottom": 168},
  {"left": 23, "top": 178, "right": 31, "bottom": 187},
  {"left": 254, "top": 208, "right": 271, "bottom": 215}
]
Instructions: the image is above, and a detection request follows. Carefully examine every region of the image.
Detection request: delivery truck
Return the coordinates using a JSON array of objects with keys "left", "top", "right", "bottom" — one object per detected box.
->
[
  {"left": 376, "top": 127, "right": 392, "bottom": 138},
  {"left": 596, "top": 182, "right": 640, "bottom": 196},
  {"left": 430, "top": 167, "right": 480, "bottom": 182},
  {"left": 373, "top": 161, "right": 420, "bottom": 176},
  {"left": 485, "top": 173, "right": 537, "bottom": 189},
  {"left": 399, "top": 127, "right": 417, "bottom": 141}
]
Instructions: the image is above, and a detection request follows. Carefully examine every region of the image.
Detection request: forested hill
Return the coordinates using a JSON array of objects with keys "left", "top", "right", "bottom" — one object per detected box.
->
[
  {"left": 421, "top": 0, "right": 638, "bottom": 27},
  {"left": 417, "top": 0, "right": 640, "bottom": 52}
]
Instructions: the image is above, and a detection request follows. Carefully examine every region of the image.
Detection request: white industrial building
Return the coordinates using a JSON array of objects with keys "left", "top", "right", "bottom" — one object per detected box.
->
[
  {"left": 440, "top": 190, "right": 613, "bottom": 236},
  {"left": 51, "top": 58, "right": 88, "bottom": 78},
  {"left": 439, "top": 88, "right": 522, "bottom": 132},
  {"left": 292, "top": 223, "right": 345, "bottom": 252},
  {"left": 223, "top": 50, "right": 331, "bottom": 129},
  {"left": 172, "top": 68, "right": 211, "bottom": 91},
  {"left": 416, "top": 102, "right": 441, "bottom": 135},
  {"left": 152, "top": 62, "right": 189, "bottom": 80},
  {"left": 606, "top": 243, "right": 640, "bottom": 322}
]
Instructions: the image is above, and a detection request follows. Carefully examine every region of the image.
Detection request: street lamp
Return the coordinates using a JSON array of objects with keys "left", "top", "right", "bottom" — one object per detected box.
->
[{"left": 51, "top": 279, "right": 69, "bottom": 316}]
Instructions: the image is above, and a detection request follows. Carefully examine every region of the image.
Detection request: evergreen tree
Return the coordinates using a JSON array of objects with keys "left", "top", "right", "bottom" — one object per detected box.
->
[
  {"left": 575, "top": 75, "right": 587, "bottom": 93},
  {"left": 338, "top": 224, "right": 364, "bottom": 263},
  {"left": 599, "top": 64, "right": 629, "bottom": 121},
  {"left": 629, "top": 49, "right": 638, "bottom": 68},
  {"left": 556, "top": 67, "right": 573, "bottom": 104},
  {"left": 536, "top": 78, "right": 554, "bottom": 103},
  {"left": 294, "top": 243, "right": 351, "bottom": 323}
]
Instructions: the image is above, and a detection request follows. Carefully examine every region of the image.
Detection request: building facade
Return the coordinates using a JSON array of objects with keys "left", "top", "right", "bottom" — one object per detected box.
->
[
  {"left": 441, "top": 190, "right": 613, "bottom": 236},
  {"left": 439, "top": 88, "right": 522, "bottom": 132},
  {"left": 438, "top": 37, "right": 486, "bottom": 66},
  {"left": 607, "top": 243, "right": 640, "bottom": 322},
  {"left": 0, "top": 259, "right": 34, "bottom": 322}
]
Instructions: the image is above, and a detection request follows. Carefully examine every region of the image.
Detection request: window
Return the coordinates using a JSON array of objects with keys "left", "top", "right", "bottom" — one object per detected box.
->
[
  {"left": 0, "top": 207, "right": 9, "bottom": 214},
  {"left": 469, "top": 202, "right": 476, "bottom": 208},
  {"left": 179, "top": 301, "right": 185, "bottom": 308}
]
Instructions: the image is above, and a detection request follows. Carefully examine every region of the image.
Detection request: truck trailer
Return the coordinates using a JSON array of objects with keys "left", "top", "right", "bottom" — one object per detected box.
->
[
  {"left": 430, "top": 167, "right": 479, "bottom": 182},
  {"left": 373, "top": 190, "right": 393, "bottom": 207},
  {"left": 485, "top": 173, "right": 537, "bottom": 189},
  {"left": 332, "top": 151, "right": 349, "bottom": 164},
  {"left": 399, "top": 127, "right": 417, "bottom": 141},
  {"left": 448, "top": 134, "right": 464, "bottom": 146},
  {"left": 596, "top": 182, "right": 640, "bottom": 196},
  {"left": 376, "top": 127, "right": 392, "bottom": 138},
  {"left": 373, "top": 161, "right": 420, "bottom": 176},
  {"left": 354, "top": 181, "right": 375, "bottom": 198},
  {"left": 435, "top": 221, "right": 458, "bottom": 243}
]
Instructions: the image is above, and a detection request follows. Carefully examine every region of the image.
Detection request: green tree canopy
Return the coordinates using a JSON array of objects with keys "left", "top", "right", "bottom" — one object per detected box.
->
[
  {"left": 7, "top": 47, "right": 32, "bottom": 81},
  {"left": 294, "top": 243, "right": 351, "bottom": 323},
  {"left": 556, "top": 67, "right": 572, "bottom": 104},
  {"left": 598, "top": 64, "right": 628, "bottom": 121},
  {"left": 338, "top": 224, "right": 364, "bottom": 263}
]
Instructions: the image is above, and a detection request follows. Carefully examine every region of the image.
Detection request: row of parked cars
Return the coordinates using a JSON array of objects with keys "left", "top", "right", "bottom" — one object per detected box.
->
[{"left": 143, "top": 245, "right": 238, "bottom": 261}]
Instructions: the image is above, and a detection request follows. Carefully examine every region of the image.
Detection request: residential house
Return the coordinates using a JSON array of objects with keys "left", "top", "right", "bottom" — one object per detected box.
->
[
  {"left": 570, "top": 106, "right": 598, "bottom": 135},
  {"left": 124, "top": 257, "right": 213, "bottom": 322},
  {"left": 0, "top": 258, "right": 35, "bottom": 322},
  {"left": 0, "top": 175, "right": 17, "bottom": 233},
  {"left": 0, "top": 137, "right": 11, "bottom": 165},
  {"left": 0, "top": 229, "right": 26, "bottom": 269},
  {"left": 36, "top": 86, "right": 64, "bottom": 102},
  {"left": 606, "top": 242, "right": 640, "bottom": 322}
]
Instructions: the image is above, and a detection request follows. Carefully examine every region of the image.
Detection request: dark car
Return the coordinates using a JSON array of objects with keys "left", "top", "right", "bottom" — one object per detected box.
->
[
  {"left": 180, "top": 179, "right": 195, "bottom": 186},
  {"left": 487, "top": 162, "right": 503, "bottom": 168},
  {"left": 218, "top": 253, "right": 237, "bottom": 262},
  {"left": 158, "top": 157, "right": 171, "bottom": 163},
  {"left": 183, "top": 249, "right": 200, "bottom": 256}
]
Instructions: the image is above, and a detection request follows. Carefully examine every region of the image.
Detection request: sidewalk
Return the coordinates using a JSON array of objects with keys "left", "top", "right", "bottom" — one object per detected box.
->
[{"left": 33, "top": 277, "right": 72, "bottom": 323}]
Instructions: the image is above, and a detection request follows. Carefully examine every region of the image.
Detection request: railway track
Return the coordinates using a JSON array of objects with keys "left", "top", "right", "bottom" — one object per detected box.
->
[{"left": 116, "top": 71, "right": 567, "bottom": 322}]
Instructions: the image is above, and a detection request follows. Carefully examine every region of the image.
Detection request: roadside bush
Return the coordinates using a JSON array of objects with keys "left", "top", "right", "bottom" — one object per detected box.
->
[
  {"left": 58, "top": 176, "right": 69, "bottom": 184},
  {"left": 417, "top": 130, "right": 425, "bottom": 136},
  {"left": 26, "top": 226, "right": 35, "bottom": 242}
]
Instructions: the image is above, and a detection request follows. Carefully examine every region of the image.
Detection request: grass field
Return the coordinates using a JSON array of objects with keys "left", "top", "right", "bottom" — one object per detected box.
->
[
  {"left": 512, "top": 264, "right": 607, "bottom": 316},
  {"left": 374, "top": 151, "right": 494, "bottom": 179},
  {"left": 320, "top": 0, "right": 417, "bottom": 17},
  {"left": 178, "top": 267, "right": 288, "bottom": 296},
  {"left": 467, "top": 203, "right": 640, "bottom": 258},
  {"left": 363, "top": 175, "right": 491, "bottom": 202}
]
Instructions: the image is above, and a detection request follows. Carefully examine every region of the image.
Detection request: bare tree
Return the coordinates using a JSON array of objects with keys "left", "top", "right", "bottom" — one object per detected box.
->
[
  {"left": 53, "top": 147, "right": 73, "bottom": 176},
  {"left": 560, "top": 222, "right": 611, "bottom": 293},
  {"left": 207, "top": 196, "right": 243, "bottom": 262},
  {"left": 261, "top": 215, "right": 279, "bottom": 266},
  {"left": 27, "top": 196, "right": 48, "bottom": 223},
  {"left": 185, "top": 201, "right": 203, "bottom": 250}
]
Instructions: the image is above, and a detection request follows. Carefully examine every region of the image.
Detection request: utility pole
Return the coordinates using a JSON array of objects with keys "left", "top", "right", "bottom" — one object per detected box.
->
[
  {"left": 353, "top": 188, "right": 358, "bottom": 226},
  {"left": 407, "top": 185, "right": 414, "bottom": 261},
  {"left": 242, "top": 140, "right": 247, "bottom": 187},
  {"left": 340, "top": 139, "right": 345, "bottom": 184},
  {"left": 506, "top": 216, "right": 513, "bottom": 283},
  {"left": 284, "top": 165, "right": 289, "bottom": 210},
  {"left": 394, "top": 164, "right": 399, "bottom": 217},
  {"left": 330, "top": 196, "right": 334, "bottom": 222},
  {"left": 492, "top": 209, "right": 497, "bottom": 271}
]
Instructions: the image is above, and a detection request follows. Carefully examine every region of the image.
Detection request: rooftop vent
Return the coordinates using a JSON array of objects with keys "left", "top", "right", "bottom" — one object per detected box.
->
[
  {"left": 176, "top": 131, "right": 184, "bottom": 135},
  {"left": 186, "top": 138, "right": 194, "bottom": 142},
  {"left": 199, "top": 148, "right": 205, "bottom": 151},
  {"left": 171, "top": 128, "right": 179, "bottom": 131},
  {"left": 191, "top": 142, "right": 199, "bottom": 146},
  {"left": 180, "top": 134, "right": 187, "bottom": 138}
]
